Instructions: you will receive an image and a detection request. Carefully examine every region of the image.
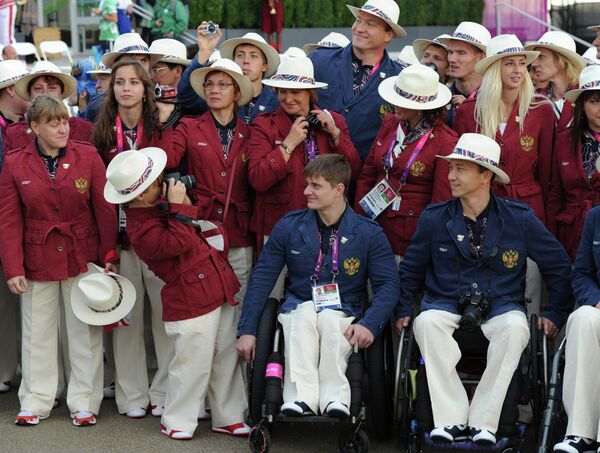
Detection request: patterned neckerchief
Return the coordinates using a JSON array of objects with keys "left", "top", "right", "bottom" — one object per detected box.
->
[
  {"left": 212, "top": 113, "right": 237, "bottom": 159},
  {"left": 351, "top": 52, "right": 374, "bottom": 96},
  {"left": 36, "top": 141, "right": 66, "bottom": 181},
  {"left": 242, "top": 96, "right": 258, "bottom": 124},
  {"left": 464, "top": 202, "right": 491, "bottom": 259},
  {"left": 582, "top": 131, "right": 600, "bottom": 181}
]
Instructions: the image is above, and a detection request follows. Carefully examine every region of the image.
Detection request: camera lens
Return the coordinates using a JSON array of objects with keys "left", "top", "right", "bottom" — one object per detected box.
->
[{"left": 207, "top": 24, "right": 216, "bottom": 33}]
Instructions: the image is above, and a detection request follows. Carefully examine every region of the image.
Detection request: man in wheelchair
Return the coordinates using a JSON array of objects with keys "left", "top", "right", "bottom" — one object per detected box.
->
[
  {"left": 397, "top": 134, "right": 572, "bottom": 446},
  {"left": 236, "top": 154, "right": 400, "bottom": 418}
]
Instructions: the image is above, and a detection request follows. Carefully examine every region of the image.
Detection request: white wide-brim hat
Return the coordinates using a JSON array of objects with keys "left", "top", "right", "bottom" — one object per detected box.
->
[
  {"left": 589, "top": 25, "right": 600, "bottom": 32},
  {"left": 378, "top": 63, "right": 452, "bottom": 110},
  {"left": 438, "top": 21, "right": 491, "bottom": 52},
  {"left": 190, "top": 58, "right": 254, "bottom": 107},
  {"left": 347, "top": 0, "right": 406, "bottom": 38},
  {"left": 395, "top": 45, "right": 419, "bottom": 67},
  {"left": 303, "top": 32, "right": 350, "bottom": 54},
  {"left": 437, "top": 133, "right": 510, "bottom": 184},
  {"left": 582, "top": 46, "right": 600, "bottom": 66},
  {"left": 565, "top": 65, "right": 600, "bottom": 103},
  {"left": 263, "top": 55, "right": 327, "bottom": 89},
  {"left": 71, "top": 263, "right": 136, "bottom": 326},
  {"left": 281, "top": 47, "right": 306, "bottom": 58},
  {"left": 220, "top": 32, "right": 281, "bottom": 78},
  {"left": 149, "top": 39, "right": 191, "bottom": 66},
  {"left": 104, "top": 147, "right": 167, "bottom": 204},
  {"left": 525, "top": 31, "right": 586, "bottom": 73},
  {"left": 475, "top": 34, "right": 539, "bottom": 75},
  {"left": 412, "top": 34, "right": 450, "bottom": 61},
  {"left": 0, "top": 59, "right": 29, "bottom": 90},
  {"left": 87, "top": 62, "right": 111, "bottom": 75},
  {"left": 15, "top": 61, "right": 77, "bottom": 101},
  {"left": 101, "top": 33, "right": 164, "bottom": 68}
]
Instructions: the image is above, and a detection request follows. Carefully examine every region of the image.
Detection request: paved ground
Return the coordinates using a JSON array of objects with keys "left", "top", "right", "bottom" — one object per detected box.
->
[{"left": 0, "top": 388, "right": 402, "bottom": 453}]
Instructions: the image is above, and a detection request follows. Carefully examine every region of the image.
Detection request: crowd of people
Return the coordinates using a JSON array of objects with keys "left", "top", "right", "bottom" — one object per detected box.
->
[{"left": 1, "top": 0, "right": 600, "bottom": 451}]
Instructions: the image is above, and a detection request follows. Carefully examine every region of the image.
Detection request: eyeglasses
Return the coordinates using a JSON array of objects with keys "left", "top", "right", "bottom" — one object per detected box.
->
[
  {"left": 150, "top": 66, "right": 169, "bottom": 75},
  {"left": 203, "top": 81, "right": 235, "bottom": 90}
]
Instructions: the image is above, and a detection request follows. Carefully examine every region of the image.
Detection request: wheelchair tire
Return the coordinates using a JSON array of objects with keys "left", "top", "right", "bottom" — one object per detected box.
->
[
  {"left": 249, "top": 423, "right": 271, "bottom": 453},
  {"left": 364, "top": 324, "right": 394, "bottom": 441},
  {"left": 530, "top": 314, "right": 545, "bottom": 438},
  {"left": 338, "top": 428, "right": 369, "bottom": 453},
  {"left": 248, "top": 298, "right": 280, "bottom": 425}
]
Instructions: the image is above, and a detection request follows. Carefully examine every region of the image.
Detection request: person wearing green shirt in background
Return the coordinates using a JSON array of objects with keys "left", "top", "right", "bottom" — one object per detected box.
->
[
  {"left": 93, "top": 0, "right": 119, "bottom": 53},
  {"left": 151, "top": 0, "right": 188, "bottom": 42}
]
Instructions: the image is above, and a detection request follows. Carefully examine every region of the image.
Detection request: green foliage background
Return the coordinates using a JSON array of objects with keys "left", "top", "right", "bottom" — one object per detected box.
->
[{"left": 189, "top": 0, "right": 484, "bottom": 29}]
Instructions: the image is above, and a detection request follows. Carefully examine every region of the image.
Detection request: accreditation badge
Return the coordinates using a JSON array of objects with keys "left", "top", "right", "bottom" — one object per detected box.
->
[
  {"left": 358, "top": 178, "right": 397, "bottom": 219},
  {"left": 312, "top": 283, "right": 342, "bottom": 313}
]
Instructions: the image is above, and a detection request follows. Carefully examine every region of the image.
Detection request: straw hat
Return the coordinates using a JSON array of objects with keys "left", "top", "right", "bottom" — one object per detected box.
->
[
  {"left": 104, "top": 147, "right": 167, "bottom": 204},
  {"left": 395, "top": 45, "right": 419, "bottom": 68},
  {"left": 378, "top": 63, "right": 451, "bottom": 110},
  {"left": 347, "top": 0, "right": 406, "bottom": 38},
  {"left": 582, "top": 47, "right": 600, "bottom": 66},
  {"left": 149, "top": 39, "right": 191, "bottom": 66},
  {"left": 71, "top": 263, "right": 136, "bottom": 326},
  {"left": 262, "top": 55, "right": 327, "bottom": 90},
  {"left": 281, "top": 47, "right": 306, "bottom": 58},
  {"left": 87, "top": 62, "right": 111, "bottom": 76},
  {"left": 15, "top": 61, "right": 77, "bottom": 101},
  {"left": 0, "top": 59, "right": 29, "bottom": 90},
  {"left": 588, "top": 25, "right": 600, "bottom": 32},
  {"left": 220, "top": 32, "right": 281, "bottom": 78},
  {"left": 475, "top": 34, "right": 539, "bottom": 75},
  {"left": 190, "top": 58, "right": 253, "bottom": 106},
  {"left": 565, "top": 65, "right": 600, "bottom": 103},
  {"left": 413, "top": 34, "right": 450, "bottom": 61},
  {"left": 303, "top": 32, "right": 350, "bottom": 54},
  {"left": 525, "top": 31, "right": 586, "bottom": 73},
  {"left": 437, "top": 22, "right": 491, "bottom": 52},
  {"left": 438, "top": 133, "right": 510, "bottom": 184},
  {"left": 101, "top": 33, "right": 163, "bottom": 68}
]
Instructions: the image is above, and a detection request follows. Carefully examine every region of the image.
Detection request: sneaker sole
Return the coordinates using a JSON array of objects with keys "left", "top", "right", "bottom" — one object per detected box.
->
[{"left": 212, "top": 427, "right": 251, "bottom": 437}]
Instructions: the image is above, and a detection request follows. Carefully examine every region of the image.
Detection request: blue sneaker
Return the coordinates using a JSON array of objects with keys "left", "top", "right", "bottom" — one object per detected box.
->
[
  {"left": 430, "top": 424, "right": 469, "bottom": 442},
  {"left": 471, "top": 427, "right": 496, "bottom": 445},
  {"left": 553, "top": 436, "right": 596, "bottom": 453}
]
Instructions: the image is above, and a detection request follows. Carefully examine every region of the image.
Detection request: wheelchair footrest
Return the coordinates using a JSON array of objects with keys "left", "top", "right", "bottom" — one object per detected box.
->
[{"left": 423, "top": 434, "right": 510, "bottom": 451}]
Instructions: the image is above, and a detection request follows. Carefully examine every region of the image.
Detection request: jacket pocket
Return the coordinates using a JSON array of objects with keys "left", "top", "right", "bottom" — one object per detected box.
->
[
  {"left": 23, "top": 230, "right": 45, "bottom": 273},
  {"left": 73, "top": 223, "right": 100, "bottom": 262},
  {"left": 181, "top": 265, "right": 222, "bottom": 305}
]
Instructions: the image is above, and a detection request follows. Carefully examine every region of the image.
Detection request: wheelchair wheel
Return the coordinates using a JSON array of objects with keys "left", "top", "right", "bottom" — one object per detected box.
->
[
  {"left": 338, "top": 428, "right": 369, "bottom": 453},
  {"left": 365, "top": 324, "right": 394, "bottom": 441},
  {"left": 249, "top": 422, "right": 271, "bottom": 453},
  {"left": 529, "top": 314, "right": 547, "bottom": 438},
  {"left": 248, "top": 298, "right": 280, "bottom": 424}
]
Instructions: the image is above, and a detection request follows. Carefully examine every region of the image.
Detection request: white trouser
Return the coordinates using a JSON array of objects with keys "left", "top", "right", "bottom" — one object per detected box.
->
[
  {"left": 413, "top": 309, "right": 529, "bottom": 433},
  {"left": 563, "top": 306, "right": 600, "bottom": 441},
  {"left": 264, "top": 235, "right": 286, "bottom": 300},
  {"left": 19, "top": 272, "right": 104, "bottom": 417},
  {"left": 525, "top": 258, "right": 542, "bottom": 315},
  {"left": 278, "top": 301, "right": 354, "bottom": 414},
  {"left": 228, "top": 246, "right": 253, "bottom": 312},
  {"left": 0, "top": 268, "right": 18, "bottom": 384},
  {"left": 0, "top": 5, "right": 16, "bottom": 45},
  {"left": 113, "top": 248, "right": 172, "bottom": 413},
  {"left": 161, "top": 303, "right": 247, "bottom": 434}
]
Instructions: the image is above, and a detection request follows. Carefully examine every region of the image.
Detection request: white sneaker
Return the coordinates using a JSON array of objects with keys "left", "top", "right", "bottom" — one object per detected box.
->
[
  {"left": 553, "top": 435, "right": 596, "bottom": 453},
  {"left": 471, "top": 427, "right": 496, "bottom": 445},
  {"left": 0, "top": 381, "right": 10, "bottom": 393},
  {"left": 197, "top": 407, "right": 211, "bottom": 420},
  {"left": 103, "top": 382, "right": 115, "bottom": 399},
  {"left": 430, "top": 424, "right": 469, "bottom": 442},
  {"left": 126, "top": 407, "right": 147, "bottom": 418},
  {"left": 151, "top": 405, "right": 164, "bottom": 417}
]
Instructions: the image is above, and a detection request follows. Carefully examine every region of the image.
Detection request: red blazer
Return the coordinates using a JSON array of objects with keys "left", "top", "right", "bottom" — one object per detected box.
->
[
  {"left": 0, "top": 140, "right": 118, "bottom": 281},
  {"left": 157, "top": 112, "right": 254, "bottom": 248},
  {"left": 4, "top": 117, "right": 94, "bottom": 153},
  {"left": 125, "top": 203, "right": 240, "bottom": 322},
  {"left": 247, "top": 106, "right": 361, "bottom": 238},
  {"left": 455, "top": 97, "right": 555, "bottom": 223},
  {"left": 546, "top": 127, "right": 600, "bottom": 260},
  {"left": 355, "top": 115, "right": 457, "bottom": 255}
]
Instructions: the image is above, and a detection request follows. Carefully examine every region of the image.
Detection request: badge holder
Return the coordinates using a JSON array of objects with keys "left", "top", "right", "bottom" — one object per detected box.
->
[
  {"left": 358, "top": 178, "right": 397, "bottom": 220},
  {"left": 311, "top": 273, "right": 342, "bottom": 313}
]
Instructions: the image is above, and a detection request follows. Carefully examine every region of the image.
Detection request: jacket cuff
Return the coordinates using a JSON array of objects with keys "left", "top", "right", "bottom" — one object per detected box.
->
[{"left": 169, "top": 203, "right": 198, "bottom": 218}]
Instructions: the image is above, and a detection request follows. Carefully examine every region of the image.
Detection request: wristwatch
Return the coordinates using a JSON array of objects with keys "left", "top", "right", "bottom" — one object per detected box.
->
[{"left": 280, "top": 142, "right": 293, "bottom": 155}]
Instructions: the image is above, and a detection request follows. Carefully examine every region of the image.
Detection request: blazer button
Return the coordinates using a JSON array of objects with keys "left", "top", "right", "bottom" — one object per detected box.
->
[
  {"left": 198, "top": 273, "right": 205, "bottom": 279},
  {"left": 217, "top": 208, "right": 223, "bottom": 214},
  {"left": 220, "top": 171, "right": 227, "bottom": 177},
  {"left": 344, "top": 108, "right": 349, "bottom": 112},
  {"left": 270, "top": 158, "right": 276, "bottom": 163},
  {"left": 49, "top": 188, "right": 57, "bottom": 193},
  {"left": 408, "top": 209, "right": 414, "bottom": 215},
  {"left": 57, "top": 246, "right": 64, "bottom": 252},
  {"left": 53, "top": 207, "right": 60, "bottom": 211}
]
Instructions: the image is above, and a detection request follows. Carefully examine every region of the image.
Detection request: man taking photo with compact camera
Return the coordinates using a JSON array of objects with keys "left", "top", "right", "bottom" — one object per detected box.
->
[{"left": 396, "top": 133, "right": 573, "bottom": 446}]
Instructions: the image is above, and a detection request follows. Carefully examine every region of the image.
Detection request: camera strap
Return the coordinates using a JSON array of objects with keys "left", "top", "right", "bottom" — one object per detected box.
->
[{"left": 222, "top": 153, "right": 238, "bottom": 225}]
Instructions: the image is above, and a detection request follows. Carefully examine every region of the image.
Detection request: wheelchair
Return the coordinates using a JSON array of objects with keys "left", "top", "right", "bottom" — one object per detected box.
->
[
  {"left": 247, "top": 298, "right": 395, "bottom": 453},
  {"left": 536, "top": 338, "right": 569, "bottom": 453},
  {"left": 394, "top": 313, "right": 549, "bottom": 453}
]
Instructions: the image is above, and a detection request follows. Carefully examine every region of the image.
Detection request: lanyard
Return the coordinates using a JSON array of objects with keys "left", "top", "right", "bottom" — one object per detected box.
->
[
  {"left": 589, "top": 128, "right": 600, "bottom": 143},
  {"left": 305, "top": 133, "right": 317, "bottom": 161},
  {"left": 116, "top": 115, "right": 143, "bottom": 153},
  {"left": 311, "top": 230, "right": 339, "bottom": 284},
  {"left": 384, "top": 128, "right": 433, "bottom": 187},
  {"left": 0, "top": 115, "right": 7, "bottom": 130}
]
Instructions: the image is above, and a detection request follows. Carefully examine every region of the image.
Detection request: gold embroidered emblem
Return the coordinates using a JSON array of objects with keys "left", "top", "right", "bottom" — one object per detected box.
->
[
  {"left": 502, "top": 250, "right": 519, "bottom": 269},
  {"left": 379, "top": 103, "right": 394, "bottom": 119},
  {"left": 343, "top": 258, "right": 360, "bottom": 276},
  {"left": 241, "top": 153, "right": 248, "bottom": 165},
  {"left": 520, "top": 135, "right": 534, "bottom": 152},
  {"left": 75, "top": 177, "right": 88, "bottom": 194},
  {"left": 410, "top": 160, "right": 426, "bottom": 177}
]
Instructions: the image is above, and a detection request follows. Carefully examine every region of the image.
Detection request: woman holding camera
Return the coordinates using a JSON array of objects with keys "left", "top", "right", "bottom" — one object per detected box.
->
[
  {"left": 156, "top": 58, "right": 256, "bottom": 316},
  {"left": 355, "top": 64, "right": 457, "bottom": 260},
  {"left": 93, "top": 59, "right": 174, "bottom": 420},
  {"left": 248, "top": 55, "right": 361, "bottom": 247},
  {"left": 0, "top": 95, "right": 118, "bottom": 427}
]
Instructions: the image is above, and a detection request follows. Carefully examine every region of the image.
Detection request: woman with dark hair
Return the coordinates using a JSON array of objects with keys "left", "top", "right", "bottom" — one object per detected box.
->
[
  {"left": 355, "top": 64, "right": 456, "bottom": 260},
  {"left": 93, "top": 59, "right": 174, "bottom": 420},
  {"left": 547, "top": 65, "right": 600, "bottom": 261},
  {"left": 0, "top": 95, "right": 117, "bottom": 427}
]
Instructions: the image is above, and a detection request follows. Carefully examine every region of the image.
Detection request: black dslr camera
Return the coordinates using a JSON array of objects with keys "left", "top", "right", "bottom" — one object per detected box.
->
[
  {"left": 304, "top": 112, "right": 323, "bottom": 133},
  {"left": 164, "top": 172, "right": 196, "bottom": 191},
  {"left": 459, "top": 292, "right": 490, "bottom": 331}
]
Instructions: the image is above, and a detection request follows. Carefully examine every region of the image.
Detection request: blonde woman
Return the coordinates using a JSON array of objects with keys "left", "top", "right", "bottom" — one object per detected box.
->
[{"left": 454, "top": 34, "right": 556, "bottom": 316}]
